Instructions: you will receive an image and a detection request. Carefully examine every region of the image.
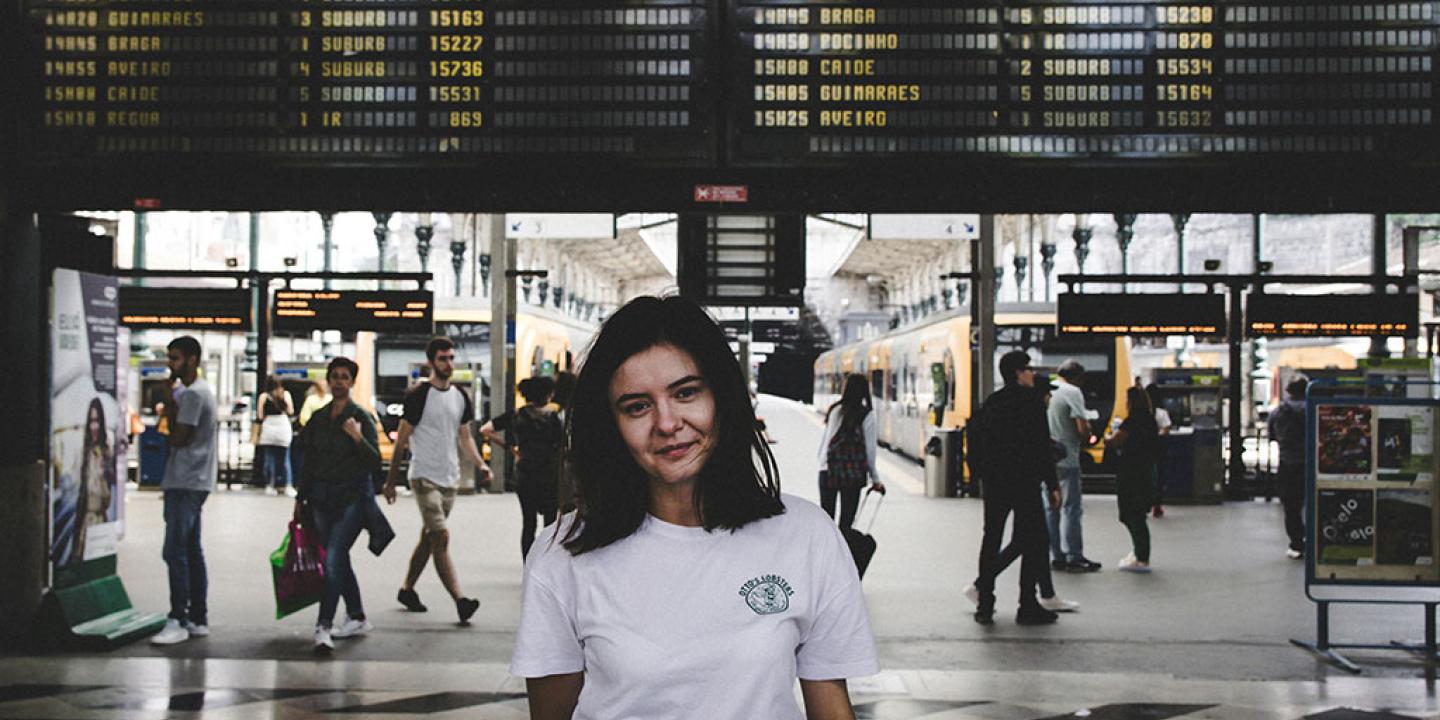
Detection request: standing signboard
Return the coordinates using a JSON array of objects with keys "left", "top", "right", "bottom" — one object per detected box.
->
[
  {"left": 1296, "top": 382, "right": 1440, "bottom": 671},
  {"left": 45, "top": 269, "right": 163, "bottom": 646},
  {"left": 49, "top": 269, "right": 123, "bottom": 572}
]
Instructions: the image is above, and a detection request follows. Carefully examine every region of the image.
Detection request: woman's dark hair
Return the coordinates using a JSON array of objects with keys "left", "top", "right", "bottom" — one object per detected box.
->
[
  {"left": 327, "top": 356, "right": 359, "bottom": 380},
  {"left": 561, "top": 295, "right": 784, "bottom": 555},
  {"left": 825, "top": 373, "right": 872, "bottom": 433},
  {"left": 553, "top": 371, "right": 577, "bottom": 411},
  {"left": 519, "top": 375, "right": 556, "bottom": 405},
  {"left": 1126, "top": 385, "right": 1154, "bottom": 419},
  {"left": 265, "top": 375, "right": 283, "bottom": 393},
  {"left": 83, "top": 397, "right": 108, "bottom": 451}
]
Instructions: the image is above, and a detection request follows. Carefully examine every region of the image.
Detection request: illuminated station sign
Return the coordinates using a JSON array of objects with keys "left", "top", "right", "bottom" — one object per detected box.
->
[
  {"left": 272, "top": 290, "right": 433, "bottom": 333},
  {"left": 1058, "top": 293, "right": 1225, "bottom": 335},
  {"left": 1246, "top": 292, "right": 1418, "bottom": 338},
  {"left": 19, "top": 0, "right": 1440, "bottom": 207},
  {"left": 118, "top": 287, "right": 251, "bottom": 330}
]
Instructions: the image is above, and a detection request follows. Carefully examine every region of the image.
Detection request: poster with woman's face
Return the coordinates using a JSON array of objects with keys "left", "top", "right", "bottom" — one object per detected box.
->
[{"left": 50, "top": 269, "right": 121, "bottom": 574}]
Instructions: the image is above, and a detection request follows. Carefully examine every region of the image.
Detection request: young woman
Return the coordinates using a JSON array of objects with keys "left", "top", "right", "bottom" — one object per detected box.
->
[
  {"left": 818, "top": 374, "right": 885, "bottom": 529},
  {"left": 74, "top": 397, "right": 115, "bottom": 563},
  {"left": 1107, "top": 386, "right": 1160, "bottom": 572},
  {"left": 511, "top": 295, "right": 879, "bottom": 720},
  {"left": 295, "top": 357, "right": 380, "bottom": 655},
  {"left": 480, "top": 375, "right": 565, "bottom": 559},
  {"left": 257, "top": 376, "right": 295, "bottom": 496}
]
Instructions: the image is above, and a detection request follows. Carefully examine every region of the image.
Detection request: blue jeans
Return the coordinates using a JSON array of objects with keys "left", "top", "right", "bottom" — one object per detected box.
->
[
  {"left": 259, "top": 445, "right": 291, "bottom": 489},
  {"left": 313, "top": 499, "right": 367, "bottom": 628},
  {"left": 162, "top": 489, "right": 209, "bottom": 624},
  {"left": 1045, "top": 465, "right": 1085, "bottom": 562}
]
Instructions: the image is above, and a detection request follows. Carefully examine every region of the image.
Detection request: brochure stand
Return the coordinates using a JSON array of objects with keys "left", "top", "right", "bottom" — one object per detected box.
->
[{"left": 1291, "top": 379, "right": 1440, "bottom": 673}]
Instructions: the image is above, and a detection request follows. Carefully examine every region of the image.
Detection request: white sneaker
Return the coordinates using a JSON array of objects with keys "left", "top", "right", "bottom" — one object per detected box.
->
[
  {"left": 963, "top": 584, "right": 979, "bottom": 607},
  {"left": 1118, "top": 554, "right": 1152, "bottom": 573},
  {"left": 150, "top": 619, "right": 190, "bottom": 645},
  {"left": 1039, "top": 595, "right": 1080, "bottom": 612},
  {"left": 314, "top": 626, "right": 334, "bottom": 656},
  {"left": 285, "top": 487, "right": 298, "bottom": 498},
  {"left": 184, "top": 621, "right": 210, "bottom": 637},
  {"left": 264, "top": 487, "right": 278, "bottom": 496},
  {"left": 331, "top": 617, "right": 372, "bottom": 639},
  {"left": 1286, "top": 548, "right": 1303, "bottom": 559}
]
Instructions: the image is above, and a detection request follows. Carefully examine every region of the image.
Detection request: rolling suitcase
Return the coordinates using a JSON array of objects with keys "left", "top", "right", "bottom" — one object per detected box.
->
[{"left": 841, "top": 487, "right": 884, "bottom": 580}]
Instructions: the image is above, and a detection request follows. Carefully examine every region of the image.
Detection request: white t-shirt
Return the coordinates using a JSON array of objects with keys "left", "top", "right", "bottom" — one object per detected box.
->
[
  {"left": 402, "top": 382, "right": 473, "bottom": 488},
  {"left": 510, "top": 494, "right": 880, "bottom": 720}
]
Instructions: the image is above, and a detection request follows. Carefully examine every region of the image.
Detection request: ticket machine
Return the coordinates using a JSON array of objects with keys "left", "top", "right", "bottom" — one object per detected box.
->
[{"left": 1150, "top": 368, "right": 1224, "bottom": 503}]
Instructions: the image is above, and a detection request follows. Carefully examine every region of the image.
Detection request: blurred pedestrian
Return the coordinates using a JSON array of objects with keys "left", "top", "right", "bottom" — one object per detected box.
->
[
  {"left": 817, "top": 373, "right": 886, "bottom": 529},
  {"left": 1108, "top": 386, "right": 1160, "bottom": 572},
  {"left": 257, "top": 375, "right": 295, "bottom": 496},
  {"left": 1046, "top": 360, "right": 1101, "bottom": 572},
  {"left": 1267, "top": 377, "right": 1308, "bottom": 559},
  {"left": 481, "top": 375, "right": 564, "bottom": 559},
  {"left": 295, "top": 356, "right": 380, "bottom": 656}
]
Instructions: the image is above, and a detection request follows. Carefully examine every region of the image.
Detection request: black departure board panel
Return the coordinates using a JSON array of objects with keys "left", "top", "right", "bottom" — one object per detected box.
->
[
  {"left": 1247, "top": 292, "right": 1417, "bottom": 337},
  {"left": 119, "top": 287, "right": 252, "bottom": 330},
  {"left": 731, "top": 0, "right": 1440, "bottom": 164},
  {"left": 1058, "top": 292, "right": 1224, "bottom": 335},
  {"left": 15, "top": 0, "right": 1440, "bottom": 209},
  {"left": 25, "top": 0, "right": 712, "bottom": 164},
  {"left": 273, "top": 290, "right": 433, "bottom": 333}
]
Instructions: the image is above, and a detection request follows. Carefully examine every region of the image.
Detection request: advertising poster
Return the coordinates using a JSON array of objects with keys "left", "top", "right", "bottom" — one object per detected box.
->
[
  {"left": 1316, "top": 488, "right": 1375, "bottom": 566},
  {"left": 1376, "top": 489, "right": 1434, "bottom": 567},
  {"left": 1375, "top": 405, "right": 1434, "bottom": 483},
  {"left": 1317, "top": 405, "right": 1372, "bottom": 478},
  {"left": 49, "top": 269, "right": 122, "bottom": 572}
]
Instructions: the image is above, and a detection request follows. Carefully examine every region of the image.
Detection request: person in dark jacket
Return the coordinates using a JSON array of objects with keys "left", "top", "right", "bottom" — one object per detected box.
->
[
  {"left": 294, "top": 356, "right": 381, "bottom": 656},
  {"left": 1107, "top": 386, "right": 1160, "bottom": 572},
  {"left": 970, "top": 351, "right": 1064, "bottom": 625},
  {"left": 1267, "top": 377, "right": 1309, "bottom": 559}
]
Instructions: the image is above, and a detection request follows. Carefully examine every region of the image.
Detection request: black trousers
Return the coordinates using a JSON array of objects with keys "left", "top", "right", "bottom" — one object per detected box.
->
[
  {"left": 819, "top": 472, "right": 863, "bottom": 529},
  {"left": 1277, "top": 461, "right": 1305, "bottom": 551},
  {"left": 517, "top": 473, "right": 558, "bottom": 560},
  {"left": 975, "top": 484, "right": 1048, "bottom": 609}
]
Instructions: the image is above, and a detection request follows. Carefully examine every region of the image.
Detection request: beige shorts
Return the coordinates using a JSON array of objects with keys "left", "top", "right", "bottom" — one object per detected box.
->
[{"left": 412, "top": 477, "right": 456, "bottom": 533}]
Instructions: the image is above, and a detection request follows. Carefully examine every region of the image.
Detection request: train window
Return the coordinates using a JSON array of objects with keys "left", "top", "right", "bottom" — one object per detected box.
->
[{"left": 871, "top": 369, "right": 883, "bottom": 399}]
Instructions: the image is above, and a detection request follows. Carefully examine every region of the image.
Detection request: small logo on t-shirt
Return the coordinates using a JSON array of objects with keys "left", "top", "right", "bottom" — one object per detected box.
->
[{"left": 738, "top": 574, "right": 794, "bottom": 615}]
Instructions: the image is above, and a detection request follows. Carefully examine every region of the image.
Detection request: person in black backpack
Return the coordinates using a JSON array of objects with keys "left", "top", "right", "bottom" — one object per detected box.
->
[
  {"left": 481, "top": 376, "right": 565, "bottom": 559},
  {"left": 970, "top": 351, "right": 1063, "bottom": 626},
  {"left": 818, "top": 374, "right": 886, "bottom": 529},
  {"left": 1267, "top": 377, "right": 1309, "bottom": 559}
]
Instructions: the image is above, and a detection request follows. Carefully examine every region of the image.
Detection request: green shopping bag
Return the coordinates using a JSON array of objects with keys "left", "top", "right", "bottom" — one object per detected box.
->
[{"left": 271, "top": 520, "right": 325, "bottom": 619}]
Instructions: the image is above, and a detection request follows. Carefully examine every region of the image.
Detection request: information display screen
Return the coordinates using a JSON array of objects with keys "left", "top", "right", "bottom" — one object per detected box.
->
[
  {"left": 731, "top": 0, "right": 1440, "bottom": 164},
  {"left": 118, "top": 286, "right": 251, "bottom": 330},
  {"left": 273, "top": 290, "right": 433, "bottom": 333},
  {"left": 1247, "top": 292, "right": 1418, "bottom": 337},
  {"left": 25, "top": 0, "right": 713, "bottom": 164},
  {"left": 1058, "top": 292, "right": 1224, "bottom": 335},
  {"left": 18, "top": 0, "right": 1440, "bottom": 207}
]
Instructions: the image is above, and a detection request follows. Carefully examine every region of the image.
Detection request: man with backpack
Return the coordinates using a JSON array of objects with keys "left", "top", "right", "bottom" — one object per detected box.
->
[
  {"left": 382, "top": 337, "right": 487, "bottom": 623},
  {"left": 1267, "top": 377, "right": 1309, "bottom": 559},
  {"left": 968, "top": 351, "right": 1063, "bottom": 626},
  {"left": 480, "top": 376, "right": 565, "bottom": 559}
]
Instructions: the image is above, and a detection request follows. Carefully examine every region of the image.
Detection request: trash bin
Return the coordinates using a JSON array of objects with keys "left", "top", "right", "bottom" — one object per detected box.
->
[
  {"left": 924, "top": 429, "right": 963, "bottom": 498},
  {"left": 139, "top": 426, "right": 167, "bottom": 488}
]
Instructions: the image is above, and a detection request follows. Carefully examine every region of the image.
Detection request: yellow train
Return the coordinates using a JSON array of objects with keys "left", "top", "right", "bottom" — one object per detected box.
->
[{"left": 814, "top": 303, "right": 1132, "bottom": 470}]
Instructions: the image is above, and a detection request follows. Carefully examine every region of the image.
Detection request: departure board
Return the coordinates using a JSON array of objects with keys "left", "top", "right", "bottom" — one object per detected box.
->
[
  {"left": 25, "top": 0, "right": 713, "bottom": 163},
  {"left": 15, "top": 0, "right": 1440, "bottom": 208},
  {"left": 272, "top": 289, "right": 433, "bottom": 333},
  {"left": 731, "top": 0, "right": 1440, "bottom": 163}
]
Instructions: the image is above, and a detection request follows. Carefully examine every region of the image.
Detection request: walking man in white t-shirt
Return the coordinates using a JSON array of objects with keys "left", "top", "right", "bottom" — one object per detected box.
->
[{"left": 382, "top": 337, "right": 490, "bottom": 623}]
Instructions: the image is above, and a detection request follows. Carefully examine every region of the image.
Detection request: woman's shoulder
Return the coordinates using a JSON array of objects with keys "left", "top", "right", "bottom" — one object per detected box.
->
[
  {"left": 766, "top": 494, "right": 841, "bottom": 535},
  {"left": 525, "top": 512, "right": 584, "bottom": 574}
]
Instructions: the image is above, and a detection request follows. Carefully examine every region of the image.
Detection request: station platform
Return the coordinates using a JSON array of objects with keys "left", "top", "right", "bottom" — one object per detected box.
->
[{"left": 2, "top": 396, "right": 1435, "bottom": 719}]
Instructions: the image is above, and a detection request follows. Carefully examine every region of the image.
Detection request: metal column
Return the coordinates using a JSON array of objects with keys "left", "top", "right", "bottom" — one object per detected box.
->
[
  {"left": 1370, "top": 215, "right": 1389, "bottom": 359},
  {"left": 973, "top": 216, "right": 997, "bottom": 414},
  {"left": 488, "top": 214, "right": 516, "bottom": 494}
]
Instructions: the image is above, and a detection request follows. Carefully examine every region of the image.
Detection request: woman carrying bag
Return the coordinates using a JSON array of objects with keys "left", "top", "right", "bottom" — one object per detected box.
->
[
  {"left": 817, "top": 374, "right": 885, "bottom": 530},
  {"left": 257, "top": 376, "right": 295, "bottom": 496}
]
